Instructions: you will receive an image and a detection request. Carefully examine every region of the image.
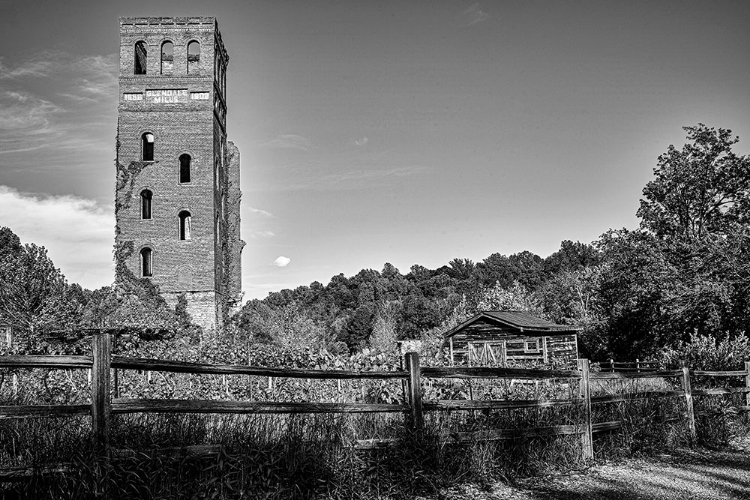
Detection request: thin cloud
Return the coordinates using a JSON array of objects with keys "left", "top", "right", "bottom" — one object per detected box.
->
[
  {"left": 261, "top": 134, "right": 312, "bottom": 150},
  {"left": 0, "top": 90, "right": 61, "bottom": 130},
  {"left": 0, "top": 57, "right": 54, "bottom": 79},
  {"left": 0, "top": 51, "right": 117, "bottom": 159},
  {"left": 250, "top": 230, "right": 276, "bottom": 238},
  {"left": 461, "top": 3, "right": 490, "bottom": 27},
  {"left": 0, "top": 186, "right": 114, "bottom": 290},
  {"left": 324, "top": 165, "right": 428, "bottom": 183},
  {"left": 355, "top": 137, "right": 369, "bottom": 146},
  {"left": 252, "top": 163, "right": 430, "bottom": 193},
  {"left": 273, "top": 256, "right": 291, "bottom": 267},
  {"left": 247, "top": 206, "right": 274, "bottom": 217}
]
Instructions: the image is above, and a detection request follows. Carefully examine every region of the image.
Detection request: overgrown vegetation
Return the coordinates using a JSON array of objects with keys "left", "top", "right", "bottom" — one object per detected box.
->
[
  {"left": 1, "top": 125, "right": 750, "bottom": 496},
  {"left": 2, "top": 353, "right": 747, "bottom": 499}
]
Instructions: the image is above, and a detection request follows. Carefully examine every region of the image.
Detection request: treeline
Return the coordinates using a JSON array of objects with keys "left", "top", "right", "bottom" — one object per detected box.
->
[
  {"left": 237, "top": 124, "right": 750, "bottom": 360},
  {"left": 237, "top": 243, "right": 596, "bottom": 351},
  {"left": 2, "top": 124, "right": 749, "bottom": 361}
]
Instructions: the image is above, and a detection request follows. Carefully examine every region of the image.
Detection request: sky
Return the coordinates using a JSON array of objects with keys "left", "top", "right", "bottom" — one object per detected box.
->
[{"left": 0, "top": 0, "right": 749, "bottom": 300}]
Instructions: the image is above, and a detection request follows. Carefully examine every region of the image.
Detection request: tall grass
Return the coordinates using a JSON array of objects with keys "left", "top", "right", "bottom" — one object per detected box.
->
[{"left": 2, "top": 366, "right": 748, "bottom": 498}]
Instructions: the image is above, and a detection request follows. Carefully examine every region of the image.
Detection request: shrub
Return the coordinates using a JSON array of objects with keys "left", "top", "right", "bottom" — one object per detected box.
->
[{"left": 661, "top": 331, "right": 750, "bottom": 370}]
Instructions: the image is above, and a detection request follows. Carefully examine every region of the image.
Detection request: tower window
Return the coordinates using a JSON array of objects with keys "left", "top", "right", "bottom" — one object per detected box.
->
[
  {"left": 161, "top": 41, "right": 174, "bottom": 75},
  {"left": 187, "top": 41, "right": 200, "bottom": 74},
  {"left": 142, "top": 132, "right": 154, "bottom": 161},
  {"left": 179, "top": 154, "right": 191, "bottom": 183},
  {"left": 179, "top": 211, "right": 192, "bottom": 240},
  {"left": 140, "top": 189, "right": 152, "bottom": 219},
  {"left": 134, "top": 41, "right": 147, "bottom": 75},
  {"left": 140, "top": 248, "right": 153, "bottom": 277}
]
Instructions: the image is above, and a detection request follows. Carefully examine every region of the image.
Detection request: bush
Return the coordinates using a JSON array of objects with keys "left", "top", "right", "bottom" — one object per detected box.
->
[{"left": 661, "top": 331, "right": 750, "bottom": 370}]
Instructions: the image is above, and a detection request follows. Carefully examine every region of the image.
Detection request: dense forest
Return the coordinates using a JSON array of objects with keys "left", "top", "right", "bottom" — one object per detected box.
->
[{"left": 2, "top": 124, "right": 749, "bottom": 360}]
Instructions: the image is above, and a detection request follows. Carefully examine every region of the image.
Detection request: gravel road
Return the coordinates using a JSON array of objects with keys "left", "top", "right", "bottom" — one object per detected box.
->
[{"left": 422, "top": 439, "right": 750, "bottom": 500}]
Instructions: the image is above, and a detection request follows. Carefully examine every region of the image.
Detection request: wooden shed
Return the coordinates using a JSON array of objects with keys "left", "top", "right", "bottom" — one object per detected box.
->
[{"left": 444, "top": 311, "right": 579, "bottom": 366}]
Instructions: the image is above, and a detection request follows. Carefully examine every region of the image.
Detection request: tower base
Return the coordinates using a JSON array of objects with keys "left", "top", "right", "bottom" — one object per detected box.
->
[{"left": 163, "top": 291, "right": 222, "bottom": 332}]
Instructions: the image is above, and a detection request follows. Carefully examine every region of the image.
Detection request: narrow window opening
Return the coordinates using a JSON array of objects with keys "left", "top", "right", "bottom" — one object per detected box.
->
[
  {"left": 179, "top": 210, "right": 192, "bottom": 240},
  {"left": 179, "top": 154, "right": 191, "bottom": 183},
  {"left": 140, "top": 248, "right": 152, "bottom": 277},
  {"left": 140, "top": 189, "right": 152, "bottom": 219},
  {"left": 134, "top": 41, "right": 147, "bottom": 75},
  {"left": 142, "top": 132, "right": 154, "bottom": 161},
  {"left": 161, "top": 41, "right": 174, "bottom": 74},
  {"left": 187, "top": 41, "right": 200, "bottom": 74}
]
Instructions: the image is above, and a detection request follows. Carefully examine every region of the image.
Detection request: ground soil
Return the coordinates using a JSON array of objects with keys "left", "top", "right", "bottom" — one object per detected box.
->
[{"left": 423, "top": 438, "right": 750, "bottom": 500}]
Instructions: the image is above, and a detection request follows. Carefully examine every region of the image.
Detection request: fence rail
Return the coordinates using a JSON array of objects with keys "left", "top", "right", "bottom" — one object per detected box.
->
[
  {"left": 111, "top": 356, "right": 409, "bottom": 379},
  {"left": 599, "top": 359, "right": 661, "bottom": 372},
  {"left": 2, "top": 333, "right": 750, "bottom": 474}
]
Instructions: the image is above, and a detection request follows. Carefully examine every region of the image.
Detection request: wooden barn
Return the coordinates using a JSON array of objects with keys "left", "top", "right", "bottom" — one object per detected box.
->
[{"left": 444, "top": 311, "right": 579, "bottom": 366}]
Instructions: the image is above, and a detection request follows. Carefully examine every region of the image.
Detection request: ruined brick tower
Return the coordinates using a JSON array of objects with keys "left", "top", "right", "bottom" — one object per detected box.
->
[{"left": 115, "top": 17, "right": 244, "bottom": 330}]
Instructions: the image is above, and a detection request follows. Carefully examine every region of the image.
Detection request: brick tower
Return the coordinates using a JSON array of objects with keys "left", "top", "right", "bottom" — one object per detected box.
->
[{"left": 115, "top": 17, "right": 244, "bottom": 330}]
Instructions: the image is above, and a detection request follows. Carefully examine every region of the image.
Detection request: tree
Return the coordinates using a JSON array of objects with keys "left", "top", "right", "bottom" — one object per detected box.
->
[
  {"left": 638, "top": 124, "right": 750, "bottom": 240},
  {"left": 476, "top": 281, "right": 542, "bottom": 315},
  {"left": 544, "top": 240, "right": 600, "bottom": 274},
  {"left": 0, "top": 230, "right": 76, "bottom": 336},
  {"left": 370, "top": 301, "right": 400, "bottom": 352},
  {"left": 474, "top": 253, "right": 514, "bottom": 288},
  {"left": 538, "top": 266, "right": 607, "bottom": 358},
  {"left": 595, "top": 230, "right": 672, "bottom": 356},
  {"left": 508, "top": 251, "right": 545, "bottom": 290}
]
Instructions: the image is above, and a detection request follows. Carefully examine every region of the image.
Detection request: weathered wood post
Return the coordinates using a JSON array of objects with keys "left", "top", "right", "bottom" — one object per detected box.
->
[
  {"left": 744, "top": 361, "right": 750, "bottom": 409},
  {"left": 577, "top": 358, "right": 593, "bottom": 460},
  {"left": 681, "top": 360, "right": 696, "bottom": 441},
  {"left": 91, "top": 331, "right": 112, "bottom": 498},
  {"left": 112, "top": 333, "right": 119, "bottom": 399},
  {"left": 113, "top": 368, "right": 120, "bottom": 399},
  {"left": 405, "top": 352, "right": 423, "bottom": 433},
  {"left": 91, "top": 332, "right": 112, "bottom": 458}
]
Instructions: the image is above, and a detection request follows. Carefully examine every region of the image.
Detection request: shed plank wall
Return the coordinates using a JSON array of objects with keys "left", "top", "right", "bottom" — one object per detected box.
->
[{"left": 449, "top": 320, "right": 577, "bottom": 366}]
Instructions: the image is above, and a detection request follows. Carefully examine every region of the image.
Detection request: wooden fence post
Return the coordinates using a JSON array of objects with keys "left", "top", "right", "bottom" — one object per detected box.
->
[
  {"left": 681, "top": 360, "right": 696, "bottom": 442},
  {"left": 405, "top": 352, "right": 423, "bottom": 432},
  {"left": 91, "top": 332, "right": 112, "bottom": 458},
  {"left": 744, "top": 361, "right": 750, "bottom": 409},
  {"left": 577, "top": 358, "right": 593, "bottom": 460}
]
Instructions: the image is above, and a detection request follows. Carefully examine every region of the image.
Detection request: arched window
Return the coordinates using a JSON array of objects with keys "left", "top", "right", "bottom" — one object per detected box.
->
[
  {"left": 179, "top": 154, "right": 191, "bottom": 183},
  {"left": 187, "top": 41, "right": 200, "bottom": 74},
  {"left": 161, "top": 41, "right": 174, "bottom": 75},
  {"left": 142, "top": 132, "right": 154, "bottom": 161},
  {"left": 140, "top": 189, "right": 152, "bottom": 219},
  {"left": 140, "top": 248, "right": 153, "bottom": 277},
  {"left": 179, "top": 211, "right": 192, "bottom": 240},
  {"left": 134, "top": 41, "right": 147, "bottom": 75}
]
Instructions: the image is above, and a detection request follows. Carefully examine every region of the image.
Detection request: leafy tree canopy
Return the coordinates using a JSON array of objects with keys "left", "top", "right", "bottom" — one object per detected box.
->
[{"left": 638, "top": 124, "right": 750, "bottom": 239}]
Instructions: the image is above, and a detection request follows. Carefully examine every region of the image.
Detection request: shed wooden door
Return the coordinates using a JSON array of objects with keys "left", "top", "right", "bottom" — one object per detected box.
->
[{"left": 467, "top": 341, "right": 506, "bottom": 366}]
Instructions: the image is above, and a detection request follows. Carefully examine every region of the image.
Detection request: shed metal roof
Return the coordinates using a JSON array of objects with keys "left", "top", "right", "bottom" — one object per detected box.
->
[{"left": 444, "top": 310, "right": 580, "bottom": 338}]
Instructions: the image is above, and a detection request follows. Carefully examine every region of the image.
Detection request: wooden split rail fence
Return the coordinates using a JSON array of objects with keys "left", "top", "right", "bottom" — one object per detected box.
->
[
  {"left": 1, "top": 333, "right": 750, "bottom": 474},
  {"left": 599, "top": 359, "right": 662, "bottom": 372}
]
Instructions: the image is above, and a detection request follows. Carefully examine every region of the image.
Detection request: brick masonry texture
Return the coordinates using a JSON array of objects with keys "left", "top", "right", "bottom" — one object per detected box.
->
[{"left": 115, "top": 17, "right": 243, "bottom": 331}]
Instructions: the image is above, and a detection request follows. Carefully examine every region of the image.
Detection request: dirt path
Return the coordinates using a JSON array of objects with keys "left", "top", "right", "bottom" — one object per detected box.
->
[{"left": 428, "top": 444, "right": 750, "bottom": 499}]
